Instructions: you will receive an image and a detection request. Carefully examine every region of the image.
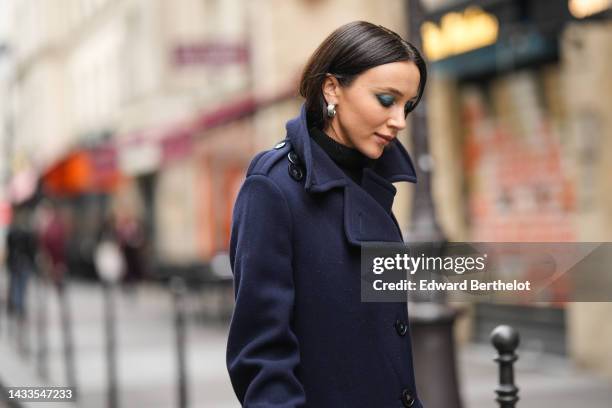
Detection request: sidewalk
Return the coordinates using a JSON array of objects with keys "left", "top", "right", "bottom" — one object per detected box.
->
[
  {"left": 0, "top": 278, "right": 239, "bottom": 408},
  {"left": 1, "top": 278, "right": 612, "bottom": 407}
]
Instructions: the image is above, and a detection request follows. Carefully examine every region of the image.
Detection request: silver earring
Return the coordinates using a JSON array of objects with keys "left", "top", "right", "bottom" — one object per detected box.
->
[{"left": 327, "top": 103, "right": 336, "bottom": 118}]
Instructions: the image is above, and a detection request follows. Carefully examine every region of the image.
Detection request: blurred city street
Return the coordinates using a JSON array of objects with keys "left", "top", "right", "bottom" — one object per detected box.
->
[
  {"left": 1, "top": 277, "right": 612, "bottom": 407},
  {"left": 1, "top": 0, "right": 612, "bottom": 407}
]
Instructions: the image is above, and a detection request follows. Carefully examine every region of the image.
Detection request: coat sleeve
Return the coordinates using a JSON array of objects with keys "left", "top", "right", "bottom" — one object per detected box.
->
[{"left": 226, "top": 174, "right": 306, "bottom": 407}]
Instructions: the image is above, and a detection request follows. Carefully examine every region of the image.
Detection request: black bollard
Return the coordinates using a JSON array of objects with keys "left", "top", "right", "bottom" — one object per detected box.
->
[
  {"left": 103, "top": 282, "right": 119, "bottom": 408},
  {"left": 36, "top": 274, "right": 49, "bottom": 380},
  {"left": 58, "top": 282, "right": 78, "bottom": 399},
  {"left": 491, "top": 325, "right": 520, "bottom": 408},
  {"left": 171, "top": 277, "right": 188, "bottom": 408}
]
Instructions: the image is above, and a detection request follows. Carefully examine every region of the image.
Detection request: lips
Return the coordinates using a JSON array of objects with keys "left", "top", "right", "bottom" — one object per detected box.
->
[{"left": 374, "top": 133, "right": 394, "bottom": 143}]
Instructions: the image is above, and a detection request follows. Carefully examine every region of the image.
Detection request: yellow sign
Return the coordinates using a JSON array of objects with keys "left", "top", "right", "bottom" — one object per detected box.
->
[
  {"left": 421, "top": 6, "right": 499, "bottom": 61},
  {"left": 568, "top": 0, "right": 611, "bottom": 18}
]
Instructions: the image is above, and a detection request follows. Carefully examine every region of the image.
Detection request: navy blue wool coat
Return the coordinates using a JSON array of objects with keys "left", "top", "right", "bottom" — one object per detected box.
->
[{"left": 227, "top": 105, "right": 423, "bottom": 408}]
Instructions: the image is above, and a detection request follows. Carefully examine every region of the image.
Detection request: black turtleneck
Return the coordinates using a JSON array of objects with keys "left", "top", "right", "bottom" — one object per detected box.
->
[{"left": 309, "top": 127, "right": 374, "bottom": 184}]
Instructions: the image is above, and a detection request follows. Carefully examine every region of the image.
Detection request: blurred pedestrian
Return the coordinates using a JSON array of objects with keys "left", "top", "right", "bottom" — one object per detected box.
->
[
  {"left": 6, "top": 206, "right": 37, "bottom": 319},
  {"left": 115, "top": 213, "right": 146, "bottom": 291},
  {"left": 38, "top": 201, "right": 68, "bottom": 290},
  {"left": 227, "top": 21, "right": 427, "bottom": 407},
  {"left": 94, "top": 214, "right": 125, "bottom": 285}
]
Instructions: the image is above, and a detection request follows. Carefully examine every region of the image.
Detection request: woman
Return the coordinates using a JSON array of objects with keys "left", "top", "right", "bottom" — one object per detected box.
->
[{"left": 227, "top": 21, "right": 426, "bottom": 407}]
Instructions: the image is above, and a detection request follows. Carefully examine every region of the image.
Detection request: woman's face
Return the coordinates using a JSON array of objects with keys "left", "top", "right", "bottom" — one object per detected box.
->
[{"left": 322, "top": 60, "right": 420, "bottom": 159}]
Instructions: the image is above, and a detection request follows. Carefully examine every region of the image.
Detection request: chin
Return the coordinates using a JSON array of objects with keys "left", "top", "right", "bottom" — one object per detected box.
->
[{"left": 363, "top": 145, "right": 385, "bottom": 160}]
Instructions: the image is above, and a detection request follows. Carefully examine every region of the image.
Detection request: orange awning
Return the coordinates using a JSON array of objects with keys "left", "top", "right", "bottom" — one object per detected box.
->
[{"left": 43, "top": 147, "right": 122, "bottom": 196}]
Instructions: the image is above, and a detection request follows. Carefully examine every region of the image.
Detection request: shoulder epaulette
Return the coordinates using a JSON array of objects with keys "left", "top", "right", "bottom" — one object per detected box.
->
[{"left": 246, "top": 139, "right": 291, "bottom": 176}]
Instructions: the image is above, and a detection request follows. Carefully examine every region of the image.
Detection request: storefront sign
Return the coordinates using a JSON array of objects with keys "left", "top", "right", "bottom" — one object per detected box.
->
[
  {"left": 173, "top": 42, "right": 249, "bottom": 66},
  {"left": 421, "top": 6, "right": 499, "bottom": 61},
  {"left": 568, "top": 0, "right": 611, "bottom": 18}
]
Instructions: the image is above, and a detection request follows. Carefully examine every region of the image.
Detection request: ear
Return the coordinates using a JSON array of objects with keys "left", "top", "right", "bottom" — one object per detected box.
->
[{"left": 322, "top": 74, "right": 341, "bottom": 105}]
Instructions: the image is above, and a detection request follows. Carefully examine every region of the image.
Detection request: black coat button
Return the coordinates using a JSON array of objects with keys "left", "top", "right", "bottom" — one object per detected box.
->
[
  {"left": 287, "top": 151, "right": 300, "bottom": 165},
  {"left": 401, "top": 389, "right": 416, "bottom": 407},
  {"left": 288, "top": 163, "right": 304, "bottom": 181},
  {"left": 395, "top": 320, "right": 408, "bottom": 337}
]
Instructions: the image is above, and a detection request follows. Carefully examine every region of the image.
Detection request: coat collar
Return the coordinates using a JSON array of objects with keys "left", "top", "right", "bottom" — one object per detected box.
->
[
  {"left": 286, "top": 105, "right": 418, "bottom": 246},
  {"left": 286, "top": 105, "right": 417, "bottom": 194}
]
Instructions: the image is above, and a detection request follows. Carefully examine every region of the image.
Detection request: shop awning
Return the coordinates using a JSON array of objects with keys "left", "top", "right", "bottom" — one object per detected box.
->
[{"left": 42, "top": 145, "right": 121, "bottom": 196}]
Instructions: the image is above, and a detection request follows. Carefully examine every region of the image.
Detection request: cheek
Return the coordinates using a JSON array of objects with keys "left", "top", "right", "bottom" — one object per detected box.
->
[
  {"left": 360, "top": 108, "right": 386, "bottom": 129},
  {"left": 344, "top": 99, "right": 384, "bottom": 135}
]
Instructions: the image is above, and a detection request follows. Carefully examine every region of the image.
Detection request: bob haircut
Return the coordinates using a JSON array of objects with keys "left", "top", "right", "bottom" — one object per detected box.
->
[{"left": 299, "top": 21, "right": 427, "bottom": 131}]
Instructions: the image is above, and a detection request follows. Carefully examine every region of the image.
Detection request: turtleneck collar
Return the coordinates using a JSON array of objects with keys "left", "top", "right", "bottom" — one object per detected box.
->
[{"left": 309, "top": 127, "right": 374, "bottom": 174}]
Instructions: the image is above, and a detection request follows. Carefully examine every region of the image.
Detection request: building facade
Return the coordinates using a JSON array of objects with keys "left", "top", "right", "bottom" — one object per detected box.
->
[{"left": 2, "top": 0, "right": 410, "bottom": 271}]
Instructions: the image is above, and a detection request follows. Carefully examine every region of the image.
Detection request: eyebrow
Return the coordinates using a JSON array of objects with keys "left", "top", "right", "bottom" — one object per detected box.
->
[{"left": 377, "top": 86, "right": 403, "bottom": 96}]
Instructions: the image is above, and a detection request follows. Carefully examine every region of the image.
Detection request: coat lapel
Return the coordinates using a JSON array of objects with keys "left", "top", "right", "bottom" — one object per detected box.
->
[{"left": 286, "top": 105, "right": 418, "bottom": 246}]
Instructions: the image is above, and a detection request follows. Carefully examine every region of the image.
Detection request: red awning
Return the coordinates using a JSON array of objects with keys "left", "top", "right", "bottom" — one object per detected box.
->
[{"left": 43, "top": 146, "right": 122, "bottom": 196}]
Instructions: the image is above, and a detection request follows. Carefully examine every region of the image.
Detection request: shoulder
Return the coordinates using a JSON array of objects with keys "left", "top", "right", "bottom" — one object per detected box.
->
[
  {"left": 246, "top": 138, "right": 305, "bottom": 187},
  {"left": 233, "top": 140, "right": 298, "bottom": 227},
  {"left": 237, "top": 138, "right": 305, "bottom": 211},
  {"left": 246, "top": 139, "right": 291, "bottom": 177}
]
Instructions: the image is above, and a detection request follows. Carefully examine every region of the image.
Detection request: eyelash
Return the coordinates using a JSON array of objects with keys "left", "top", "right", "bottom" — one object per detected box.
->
[
  {"left": 376, "top": 94, "right": 415, "bottom": 116},
  {"left": 404, "top": 101, "right": 415, "bottom": 115}
]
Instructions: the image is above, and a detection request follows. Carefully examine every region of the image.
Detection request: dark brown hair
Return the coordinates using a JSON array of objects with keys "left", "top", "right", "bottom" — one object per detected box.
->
[{"left": 299, "top": 21, "right": 427, "bottom": 130}]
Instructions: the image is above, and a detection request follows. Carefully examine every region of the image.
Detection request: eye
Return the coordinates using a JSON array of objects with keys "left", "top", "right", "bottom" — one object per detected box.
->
[
  {"left": 376, "top": 94, "right": 395, "bottom": 107},
  {"left": 404, "top": 100, "right": 416, "bottom": 116}
]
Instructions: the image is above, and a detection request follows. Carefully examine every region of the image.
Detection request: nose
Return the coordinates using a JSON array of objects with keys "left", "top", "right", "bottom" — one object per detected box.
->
[{"left": 387, "top": 106, "right": 407, "bottom": 131}]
